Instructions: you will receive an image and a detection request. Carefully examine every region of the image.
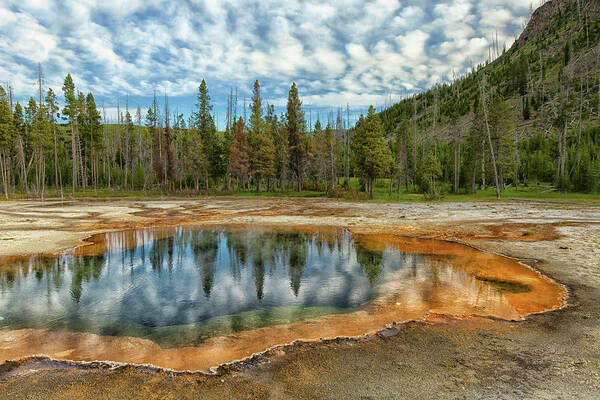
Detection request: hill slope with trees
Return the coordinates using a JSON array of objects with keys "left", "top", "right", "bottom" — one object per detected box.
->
[
  {"left": 0, "top": 0, "right": 598, "bottom": 200},
  {"left": 379, "top": 0, "right": 600, "bottom": 198}
]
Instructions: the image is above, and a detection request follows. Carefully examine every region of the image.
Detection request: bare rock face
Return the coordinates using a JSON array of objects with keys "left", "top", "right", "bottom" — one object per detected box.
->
[{"left": 515, "top": 0, "right": 600, "bottom": 49}]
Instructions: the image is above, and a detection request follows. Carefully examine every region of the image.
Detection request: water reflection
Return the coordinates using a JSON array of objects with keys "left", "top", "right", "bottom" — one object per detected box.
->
[{"left": 0, "top": 227, "right": 535, "bottom": 348}]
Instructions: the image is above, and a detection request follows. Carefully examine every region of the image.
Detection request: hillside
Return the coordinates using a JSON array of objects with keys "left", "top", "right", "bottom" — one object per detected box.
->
[{"left": 378, "top": 0, "right": 600, "bottom": 195}]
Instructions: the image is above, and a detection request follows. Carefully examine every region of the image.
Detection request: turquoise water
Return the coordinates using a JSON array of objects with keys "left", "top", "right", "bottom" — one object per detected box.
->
[{"left": 0, "top": 227, "right": 414, "bottom": 347}]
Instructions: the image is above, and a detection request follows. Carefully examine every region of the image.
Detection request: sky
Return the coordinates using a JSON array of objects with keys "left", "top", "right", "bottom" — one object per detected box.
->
[{"left": 0, "top": 0, "right": 533, "bottom": 129}]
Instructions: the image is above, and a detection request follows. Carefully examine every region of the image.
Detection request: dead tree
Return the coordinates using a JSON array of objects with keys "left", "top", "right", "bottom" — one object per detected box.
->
[{"left": 479, "top": 76, "right": 501, "bottom": 199}]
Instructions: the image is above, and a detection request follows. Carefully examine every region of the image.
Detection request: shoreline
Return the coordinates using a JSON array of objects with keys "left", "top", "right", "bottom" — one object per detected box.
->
[{"left": 0, "top": 198, "right": 599, "bottom": 398}]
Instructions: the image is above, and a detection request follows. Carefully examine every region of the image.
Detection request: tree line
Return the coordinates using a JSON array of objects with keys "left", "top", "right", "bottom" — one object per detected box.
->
[
  {"left": 0, "top": 73, "right": 358, "bottom": 198},
  {"left": 379, "top": 0, "right": 600, "bottom": 198},
  {"left": 0, "top": 2, "right": 599, "bottom": 200}
]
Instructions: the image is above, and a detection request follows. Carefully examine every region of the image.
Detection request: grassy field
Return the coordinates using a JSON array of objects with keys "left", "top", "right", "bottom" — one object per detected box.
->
[
  {"left": 2, "top": 178, "right": 600, "bottom": 203},
  {"left": 341, "top": 178, "right": 600, "bottom": 204}
]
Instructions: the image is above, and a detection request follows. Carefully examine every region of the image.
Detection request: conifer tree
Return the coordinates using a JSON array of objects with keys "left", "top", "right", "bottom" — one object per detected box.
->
[
  {"left": 286, "top": 83, "right": 307, "bottom": 190},
  {"left": 12, "top": 103, "right": 23, "bottom": 135},
  {"left": 312, "top": 120, "right": 326, "bottom": 188},
  {"left": 194, "top": 79, "right": 221, "bottom": 184},
  {"left": 62, "top": 74, "right": 78, "bottom": 193},
  {"left": 85, "top": 93, "right": 102, "bottom": 188},
  {"left": 276, "top": 116, "right": 290, "bottom": 191},
  {"left": 45, "top": 88, "right": 61, "bottom": 192},
  {"left": 264, "top": 103, "right": 278, "bottom": 191},
  {"left": 0, "top": 87, "right": 14, "bottom": 198},
  {"left": 422, "top": 149, "right": 442, "bottom": 199},
  {"left": 228, "top": 117, "right": 249, "bottom": 191},
  {"left": 351, "top": 106, "right": 393, "bottom": 198},
  {"left": 324, "top": 122, "right": 336, "bottom": 190},
  {"left": 185, "top": 118, "right": 209, "bottom": 192},
  {"left": 30, "top": 97, "right": 51, "bottom": 197},
  {"left": 75, "top": 91, "right": 86, "bottom": 190},
  {"left": 247, "top": 80, "right": 274, "bottom": 192}
]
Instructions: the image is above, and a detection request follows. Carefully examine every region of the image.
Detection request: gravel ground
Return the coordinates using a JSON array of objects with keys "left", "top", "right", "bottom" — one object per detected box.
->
[{"left": 0, "top": 197, "right": 599, "bottom": 399}]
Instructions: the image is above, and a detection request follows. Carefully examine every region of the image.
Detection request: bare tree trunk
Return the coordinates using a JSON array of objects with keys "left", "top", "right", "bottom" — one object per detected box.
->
[
  {"left": 15, "top": 136, "right": 27, "bottom": 195},
  {"left": 453, "top": 138, "right": 460, "bottom": 193},
  {"left": 480, "top": 77, "right": 501, "bottom": 199},
  {"left": 471, "top": 162, "right": 477, "bottom": 194},
  {"left": 0, "top": 152, "right": 9, "bottom": 199},
  {"left": 71, "top": 123, "right": 77, "bottom": 194},
  {"left": 38, "top": 151, "right": 45, "bottom": 200},
  {"left": 558, "top": 84, "right": 570, "bottom": 182},
  {"left": 539, "top": 51, "right": 544, "bottom": 121},
  {"left": 51, "top": 111, "right": 59, "bottom": 193},
  {"left": 330, "top": 147, "right": 335, "bottom": 190},
  {"left": 412, "top": 95, "right": 418, "bottom": 189},
  {"left": 514, "top": 135, "right": 519, "bottom": 191},
  {"left": 76, "top": 128, "right": 85, "bottom": 193},
  {"left": 481, "top": 140, "right": 486, "bottom": 191}
]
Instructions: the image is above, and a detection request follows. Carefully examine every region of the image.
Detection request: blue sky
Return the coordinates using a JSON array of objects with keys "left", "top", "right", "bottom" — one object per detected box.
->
[{"left": 0, "top": 0, "right": 532, "bottom": 128}]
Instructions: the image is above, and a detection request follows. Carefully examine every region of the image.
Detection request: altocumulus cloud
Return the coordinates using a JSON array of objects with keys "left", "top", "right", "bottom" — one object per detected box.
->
[{"left": 0, "top": 0, "right": 529, "bottom": 123}]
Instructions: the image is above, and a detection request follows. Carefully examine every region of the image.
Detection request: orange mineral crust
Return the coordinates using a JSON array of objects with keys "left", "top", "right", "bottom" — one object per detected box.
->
[{"left": 0, "top": 227, "right": 567, "bottom": 372}]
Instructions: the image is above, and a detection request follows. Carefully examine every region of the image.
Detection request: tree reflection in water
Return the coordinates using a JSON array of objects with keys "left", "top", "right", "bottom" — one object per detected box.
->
[{"left": 0, "top": 227, "right": 414, "bottom": 346}]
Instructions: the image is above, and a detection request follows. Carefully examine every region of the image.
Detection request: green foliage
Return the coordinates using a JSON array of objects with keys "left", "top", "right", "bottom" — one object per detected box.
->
[
  {"left": 356, "top": 247, "right": 383, "bottom": 284},
  {"left": 0, "top": 90, "right": 15, "bottom": 150},
  {"left": 2, "top": 0, "right": 599, "bottom": 200},
  {"left": 247, "top": 80, "right": 275, "bottom": 191},
  {"left": 61, "top": 74, "right": 77, "bottom": 123},
  {"left": 523, "top": 97, "right": 531, "bottom": 120},
  {"left": 286, "top": 82, "right": 308, "bottom": 190},
  {"left": 420, "top": 150, "right": 442, "bottom": 199},
  {"left": 352, "top": 106, "right": 393, "bottom": 198},
  {"left": 133, "top": 165, "right": 146, "bottom": 189},
  {"left": 194, "top": 79, "right": 223, "bottom": 179}
]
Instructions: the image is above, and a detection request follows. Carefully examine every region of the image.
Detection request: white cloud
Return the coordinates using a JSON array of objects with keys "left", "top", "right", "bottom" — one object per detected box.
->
[
  {"left": 0, "top": 0, "right": 531, "bottom": 114},
  {"left": 396, "top": 30, "right": 430, "bottom": 64}
]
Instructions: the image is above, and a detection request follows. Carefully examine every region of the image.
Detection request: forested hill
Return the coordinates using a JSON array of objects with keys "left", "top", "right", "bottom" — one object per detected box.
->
[
  {"left": 0, "top": 0, "right": 599, "bottom": 200},
  {"left": 379, "top": 0, "right": 600, "bottom": 195}
]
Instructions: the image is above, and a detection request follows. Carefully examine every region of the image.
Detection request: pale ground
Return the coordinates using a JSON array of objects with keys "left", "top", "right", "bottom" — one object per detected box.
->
[{"left": 0, "top": 197, "right": 599, "bottom": 399}]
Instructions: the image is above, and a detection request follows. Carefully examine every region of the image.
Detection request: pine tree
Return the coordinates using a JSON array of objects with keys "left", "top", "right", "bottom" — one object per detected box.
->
[
  {"left": 324, "top": 122, "right": 336, "bottom": 190},
  {"left": 147, "top": 101, "right": 165, "bottom": 185},
  {"left": 12, "top": 103, "right": 23, "bottom": 135},
  {"left": 76, "top": 91, "right": 86, "bottom": 190},
  {"left": 286, "top": 83, "right": 307, "bottom": 191},
  {"left": 194, "top": 79, "right": 222, "bottom": 185},
  {"left": 276, "top": 115, "right": 290, "bottom": 191},
  {"left": 185, "top": 119, "right": 209, "bottom": 192},
  {"left": 228, "top": 117, "right": 249, "bottom": 190},
  {"left": 312, "top": 120, "right": 327, "bottom": 188},
  {"left": 564, "top": 41, "right": 571, "bottom": 66},
  {"left": 263, "top": 103, "right": 278, "bottom": 191},
  {"left": 62, "top": 74, "right": 78, "bottom": 193},
  {"left": 45, "top": 88, "right": 61, "bottom": 193},
  {"left": 0, "top": 87, "right": 14, "bottom": 198},
  {"left": 247, "top": 80, "right": 274, "bottom": 192},
  {"left": 123, "top": 109, "right": 134, "bottom": 188},
  {"left": 351, "top": 106, "right": 393, "bottom": 198},
  {"left": 162, "top": 101, "right": 176, "bottom": 189},
  {"left": 85, "top": 93, "right": 102, "bottom": 188},
  {"left": 523, "top": 96, "right": 531, "bottom": 120},
  {"left": 30, "top": 97, "right": 51, "bottom": 197}
]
